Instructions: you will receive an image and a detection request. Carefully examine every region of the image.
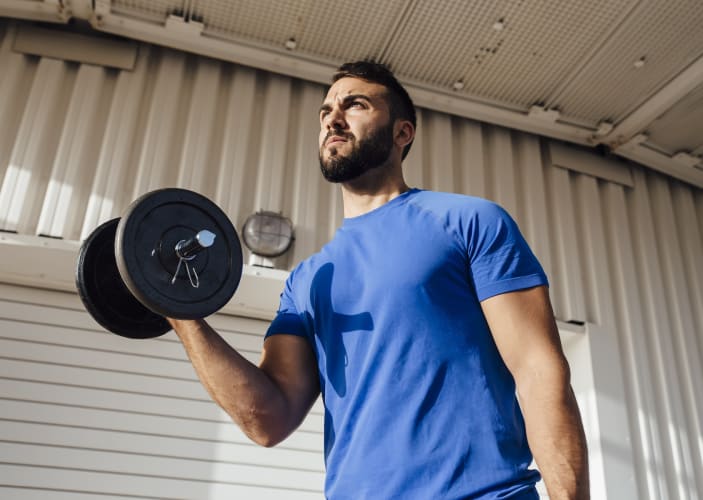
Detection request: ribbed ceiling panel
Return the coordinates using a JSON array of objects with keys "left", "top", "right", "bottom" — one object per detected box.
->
[
  {"left": 287, "top": 0, "right": 407, "bottom": 63},
  {"left": 112, "top": 0, "right": 409, "bottom": 64},
  {"left": 549, "top": 0, "right": 703, "bottom": 124},
  {"left": 386, "top": 0, "right": 637, "bottom": 112},
  {"left": 198, "top": 0, "right": 313, "bottom": 45}
]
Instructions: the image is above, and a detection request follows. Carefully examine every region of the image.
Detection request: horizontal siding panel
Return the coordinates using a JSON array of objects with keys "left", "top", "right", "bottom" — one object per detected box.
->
[
  {"left": 0, "top": 298, "right": 267, "bottom": 343},
  {"left": 0, "top": 288, "right": 326, "bottom": 498},
  {"left": 0, "top": 291, "right": 162, "bottom": 336},
  {"left": 0, "top": 464, "right": 321, "bottom": 500},
  {"left": 0, "top": 378, "right": 319, "bottom": 437},
  {"left": 0, "top": 336, "right": 209, "bottom": 381},
  {"left": 1, "top": 399, "right": 321, "bottom": 454},
  {"left": 0, "top": 355, "right": 211, "bottom": 401},
  {"left": 0, "top": 358, "right": 322, "bottom": 433},
  {"left": 0, "top": 318, "right": 325, "bottom": 416},
  {"left": 0, "top": 309, "right": 269, "bottom": 360},
  {"left": 0, "top": 435, "right": 324, "bottom": 487},
  {"left": 1, "top": 377, "right": 230, "bottom": 422},
  {"left": 0, "top": 488, "right": 142, "bottom": 500},
  {"left": 0, "top": 320, "right": 260, "bottom": 369}
]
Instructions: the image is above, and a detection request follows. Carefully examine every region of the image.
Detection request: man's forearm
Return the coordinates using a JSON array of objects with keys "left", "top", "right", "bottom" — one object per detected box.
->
[
  {"left": 168, "top": 318, "right": 291, "bottom": 446},
  {"left": 520, "top": 370, "right": 589, "bottom": 499}
]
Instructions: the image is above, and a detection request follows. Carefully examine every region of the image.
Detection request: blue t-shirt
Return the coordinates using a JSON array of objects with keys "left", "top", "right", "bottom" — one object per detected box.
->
[{"left": 266, "top": 189, "right": 548, "bottom": 499}]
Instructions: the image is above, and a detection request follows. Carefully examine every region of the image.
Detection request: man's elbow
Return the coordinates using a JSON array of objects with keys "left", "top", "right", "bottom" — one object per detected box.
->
[
  {"left": 231, "top": 406, "right": 294, "bottom": 448},
  {"left": 515, "top": 352, "right": 573, "bottom": 403},
  {"left": 251, "top": 432, "right": 285, "bottom": 448}
]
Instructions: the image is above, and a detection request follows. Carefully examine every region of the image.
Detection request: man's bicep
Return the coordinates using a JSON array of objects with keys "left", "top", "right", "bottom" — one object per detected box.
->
[
  {"left": 480, "top": 285, "right": 568, "bottom": 382},
  {"left": 260, "top": 334, "right": 320, "bottom": 426}
]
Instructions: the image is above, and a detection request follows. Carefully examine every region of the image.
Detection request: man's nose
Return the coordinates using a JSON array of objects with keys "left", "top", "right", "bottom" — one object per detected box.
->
[{"left": 324, "top": 106, "right": 347, "bottom": 130}]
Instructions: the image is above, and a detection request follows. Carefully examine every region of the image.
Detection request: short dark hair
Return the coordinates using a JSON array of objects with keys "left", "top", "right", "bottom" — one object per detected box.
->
[{"left": 333, "top": 60, "right": 416, "bottom": 160}]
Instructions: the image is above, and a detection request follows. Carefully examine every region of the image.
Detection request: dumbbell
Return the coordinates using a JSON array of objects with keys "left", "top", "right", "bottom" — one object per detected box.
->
[{"left": 76, "top": 188, "right": 243, "bottom": 339}]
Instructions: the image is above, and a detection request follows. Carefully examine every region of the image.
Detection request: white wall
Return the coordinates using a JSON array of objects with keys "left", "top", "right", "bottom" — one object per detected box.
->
[
  {"left": 0, "top": 18, "right": 701, "bottom": 499},
  {"left": 0, "top": 283, "right": 325, "bottom": 499}
]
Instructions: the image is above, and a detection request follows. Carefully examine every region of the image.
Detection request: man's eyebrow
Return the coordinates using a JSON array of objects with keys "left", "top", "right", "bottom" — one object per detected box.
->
[
  {"left": 342, "top": 94, "right": 373, "bottom": 104},
  {"left": 319, "top": 94, "right": 374, "bottom": 114}
]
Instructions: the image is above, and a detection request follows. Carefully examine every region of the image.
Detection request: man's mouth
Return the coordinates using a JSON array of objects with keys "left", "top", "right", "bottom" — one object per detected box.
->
[{"left": 326, "top": 134, "right": 350, "bottom": 146}]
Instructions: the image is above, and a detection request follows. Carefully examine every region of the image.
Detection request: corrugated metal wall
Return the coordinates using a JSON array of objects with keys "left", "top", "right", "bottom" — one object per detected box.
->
[{"left": 0, "top": 19, "right": 701, "bottom": 499}]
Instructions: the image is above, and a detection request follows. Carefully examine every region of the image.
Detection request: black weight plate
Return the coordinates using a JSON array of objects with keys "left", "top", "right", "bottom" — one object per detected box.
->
[
  {"left": 115, "top": 188, "right": 243, "bottom": 319},
  {"left": 76, "top": 218, "right": 171, "bottom": 339}
]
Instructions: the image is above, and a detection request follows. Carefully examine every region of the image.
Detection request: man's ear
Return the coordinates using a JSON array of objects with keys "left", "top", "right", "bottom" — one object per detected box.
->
[{"left": 394, "top": 119, "right": 415, "bottom": 149}]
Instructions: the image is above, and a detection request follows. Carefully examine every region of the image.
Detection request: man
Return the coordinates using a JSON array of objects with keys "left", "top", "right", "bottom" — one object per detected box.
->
[{"left": 169, "top": 61, "right": 589, "bottom": 499}]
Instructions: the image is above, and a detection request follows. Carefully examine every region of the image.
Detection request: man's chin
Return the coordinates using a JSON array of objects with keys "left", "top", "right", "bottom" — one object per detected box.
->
[
  {"left": 320, "top": 167, "right": 353, "bottom": 184},
  {"left": 319, "top": 159, "right": 363, "bottom": 184}
]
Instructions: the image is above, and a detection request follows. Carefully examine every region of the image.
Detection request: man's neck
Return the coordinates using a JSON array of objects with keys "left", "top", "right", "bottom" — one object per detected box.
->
[{"left": 340, "top": 167, "right": 410, "bottom": 219}]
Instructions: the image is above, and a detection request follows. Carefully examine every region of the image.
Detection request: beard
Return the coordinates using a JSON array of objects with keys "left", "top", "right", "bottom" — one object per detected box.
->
[{"left": 319, "top": 120, "right": 394, "bottom": 183}]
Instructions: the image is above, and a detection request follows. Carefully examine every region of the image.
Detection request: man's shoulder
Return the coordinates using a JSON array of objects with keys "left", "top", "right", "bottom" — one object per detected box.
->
[
  {"left": 288, "top": 250, "right": 323, "bottom": 280},
  {"left": 286, "top": 240, "right": 338, "bottom": 286},
  {"left": 411, "top": 189, "right": 493, "bottom": 206},
  {"left": 409, "top": 189, "right": 504, "bottom": 219}
]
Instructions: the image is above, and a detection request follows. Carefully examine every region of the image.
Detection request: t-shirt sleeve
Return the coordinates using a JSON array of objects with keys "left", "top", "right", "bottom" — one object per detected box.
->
[
  {"left": 466, "top": 200, "right": 548, "bottom": 302},
  {"left": 264, "top": 270, "right": 309, "bottom": 340}
]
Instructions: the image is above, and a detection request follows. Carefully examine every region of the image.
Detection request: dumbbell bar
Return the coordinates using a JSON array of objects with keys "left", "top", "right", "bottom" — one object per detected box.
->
[{"left": 76, "top": 189, "right": 243, "bottom": 339}]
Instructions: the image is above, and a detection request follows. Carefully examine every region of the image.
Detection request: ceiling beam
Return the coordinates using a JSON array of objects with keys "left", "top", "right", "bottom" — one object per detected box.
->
[
  {"left": 0, "top": 0, "right": 67, "bottom": 23},
  {"left": 615, "top": 136, "right": 703, "bottom": 188},
  {"left": 600, "top": 54, "right": 703, "bottom": 148}
]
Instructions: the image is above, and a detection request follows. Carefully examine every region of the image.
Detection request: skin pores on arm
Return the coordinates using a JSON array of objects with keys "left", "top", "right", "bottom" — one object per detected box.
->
[
  {"left": 169, "top": 318, "right": 320, "bottom": 447},
  {"left": 481, "top": 286, "right": 590, "bottom": 500}
]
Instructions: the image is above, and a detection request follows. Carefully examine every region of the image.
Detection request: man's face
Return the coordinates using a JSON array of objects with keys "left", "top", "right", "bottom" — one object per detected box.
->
[{"left": 318, "top": 77, "right": 395, "bottom": 183}]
